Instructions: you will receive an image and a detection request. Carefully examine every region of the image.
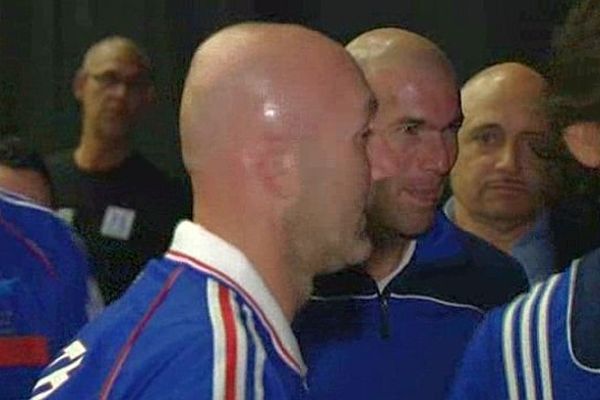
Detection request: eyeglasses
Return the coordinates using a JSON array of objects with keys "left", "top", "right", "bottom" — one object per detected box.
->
[{"left": 89, "top": 71, "right": 151, "bottom": 92}]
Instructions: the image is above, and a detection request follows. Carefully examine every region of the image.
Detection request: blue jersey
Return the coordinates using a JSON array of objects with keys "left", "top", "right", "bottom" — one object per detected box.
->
[
  {"left": 32, "top": 221, "right": 307, "bottom": 400},
  {"left": 0, "top": 189, "right": 91, "bottom": 399},
  {"left": 294, "top": 212, "right": 529, "bottom": 400},
  {"left": 448, "top": 247, "right": 600, "bottom": 400}
]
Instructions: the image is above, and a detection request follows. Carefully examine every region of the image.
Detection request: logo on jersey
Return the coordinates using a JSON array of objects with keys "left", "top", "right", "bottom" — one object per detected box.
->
[{"left": 31, "top": 340, "right": 87, "bottom": 400}]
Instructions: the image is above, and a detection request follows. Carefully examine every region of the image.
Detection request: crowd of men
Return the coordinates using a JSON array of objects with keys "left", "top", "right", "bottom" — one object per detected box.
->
[{"left": 2, "top": 0, "right": 600, "bottom": 398}]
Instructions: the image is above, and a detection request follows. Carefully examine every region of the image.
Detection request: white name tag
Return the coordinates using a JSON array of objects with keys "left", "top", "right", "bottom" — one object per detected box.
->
[{"left": 100, "top": 206, "right": 136, "bottom": 240}]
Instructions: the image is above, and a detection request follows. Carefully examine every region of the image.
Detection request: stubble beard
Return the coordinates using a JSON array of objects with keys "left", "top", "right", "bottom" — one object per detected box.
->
[{"left": 367, "top": 196, "right": 436, "bottom": 249}]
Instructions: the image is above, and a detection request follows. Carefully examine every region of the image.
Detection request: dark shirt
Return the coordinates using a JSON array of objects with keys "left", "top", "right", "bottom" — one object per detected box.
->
[
  {"left": 45, "top": 150, "right": 190, "bottom": 303},
  {"left": 294, "top": 211, "right": 529, "bottom": 400}
]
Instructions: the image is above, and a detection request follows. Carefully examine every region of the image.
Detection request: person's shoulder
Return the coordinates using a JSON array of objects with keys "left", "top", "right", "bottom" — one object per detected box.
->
[
  {"left": 436, "top": 211, "right": 525, "bottom": 275},
  {"left": 44, "top": 148, "right": 78, "bottom": 182},
  {"left": 0, "top": 188, "right": 62, "bottom": 226},
  {"left": 577, "top": 246, "right": 600, "bottom": 269},
  {"left": 465, "top": 230, "right": 529, "bottom": 305},
  {"left": 419, "top": 211, "right": 522, "bottom": 270},
  {"left": 127, "top": 153, "right": 169, "bottom": 178},
  {"left": 463, "top": 227, "right": 523, "bottom": 270},
  {"left": 426, "top": 212, "right": 527, "bottom": 281},
  {"left": 31, "top": 267, "right": 212, "bottom": 399},
  {"left": 127, "top": 154, "right": 191, "bottom": 212},
  {"left": 414, "top": 212, "right": 529, "bottom": 309},
  {"left": 570, "top": 249, "right": 600, "bottom": 368},
  {"left": 0, "top": 188, "right": 88, "bottom": 271}
]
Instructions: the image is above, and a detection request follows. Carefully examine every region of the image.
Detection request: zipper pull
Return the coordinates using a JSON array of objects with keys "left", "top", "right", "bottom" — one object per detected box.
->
[{"left": 379, "top": 291, "right": 391, "bottom": 339}]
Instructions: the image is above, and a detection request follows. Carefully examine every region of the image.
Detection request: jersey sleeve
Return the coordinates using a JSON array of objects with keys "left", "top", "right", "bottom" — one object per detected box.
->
[
  {"left": 447, "top": 305, "right": 509, "bottom": 400},
  {"left": 47, "top": 222, "right": 96, "bottom": 347}
]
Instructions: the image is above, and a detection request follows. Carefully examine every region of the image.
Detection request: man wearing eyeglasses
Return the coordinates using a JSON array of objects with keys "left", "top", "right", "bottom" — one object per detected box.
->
[{"left": 45, "top": 36, "right": 189, "bottom": 304}]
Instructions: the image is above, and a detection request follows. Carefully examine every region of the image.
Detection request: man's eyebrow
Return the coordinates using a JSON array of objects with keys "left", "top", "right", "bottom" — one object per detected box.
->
[{"left": 466, "top": 122, "right": 502, "bottom": 134}]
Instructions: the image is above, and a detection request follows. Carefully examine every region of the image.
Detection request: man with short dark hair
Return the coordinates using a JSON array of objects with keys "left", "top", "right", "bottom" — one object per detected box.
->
[{"left": 46, "top": 36, "right": 188, "bottom": 303}]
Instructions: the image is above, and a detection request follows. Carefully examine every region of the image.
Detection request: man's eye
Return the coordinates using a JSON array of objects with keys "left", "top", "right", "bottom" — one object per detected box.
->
[
  {"left": 399, "top": 123, "right": 420, "bottom": 135},
  {"left": 474, "top": 131, "right": 498, "bottom": 145},
  {"left": 93, "top": 73, "right": 119, "bottom": 86}
]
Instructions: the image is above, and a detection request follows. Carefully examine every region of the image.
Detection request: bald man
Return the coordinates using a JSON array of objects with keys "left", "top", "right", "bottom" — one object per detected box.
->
[
  {"left": 448, "top": 62, "right": 600, "bottom": 284},
  {"left": 449, "top": 63, "right": 553, "bottom": 283},
  {"left": 32, "top": 23, "right": 375, "bottom": 399},
  {"left": 293, "top": 28, "right": 528, "bottom": 400},
  {"left": 45, "top": 36, "right": 188, "bottom": 303},
  {"left": 449, "top": 2, "right": 600, "bottom": 397}
]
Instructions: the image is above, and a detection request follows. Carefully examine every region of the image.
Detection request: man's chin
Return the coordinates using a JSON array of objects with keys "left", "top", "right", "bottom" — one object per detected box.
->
[
  {"left": 401, "top": 211, "right": 437, "bottom": 237},
  {"left": 99, "top": 119, "right": 131, "bottom": 136},
  {"left": 315, "top": 236, "right": 372, "bottom": 275},
  {"left": 342, "top": 236, "right": 372, "bottom": 266}
]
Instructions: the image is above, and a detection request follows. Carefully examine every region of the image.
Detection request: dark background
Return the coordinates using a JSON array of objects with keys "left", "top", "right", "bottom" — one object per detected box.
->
[{"left": 0, "top": 0, "right": 577, "bottom": 178}]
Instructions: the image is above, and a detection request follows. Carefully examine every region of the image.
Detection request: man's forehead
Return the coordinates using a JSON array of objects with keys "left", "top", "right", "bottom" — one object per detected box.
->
[
  {"left": 378, "top": 72, "right": 459, "bottom": 119},
  {"left": 373, "top": 62, "right": 457, "bottom": 97},
  {"left": 464, "top": 90, "right": 547, "bottom": 124},
  {"left": 85, "top": 47, "right": 148, "bottom": 74},
  {"left": 463, "top": 106, "right": 548, "bottom": 133}
]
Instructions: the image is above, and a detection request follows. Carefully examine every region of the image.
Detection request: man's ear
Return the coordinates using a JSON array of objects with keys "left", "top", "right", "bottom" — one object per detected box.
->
[
  {"left": 244, "top": 137, "right": 299, "bottom": 199},
  {"left": 563, "top": 122, "right": 600, "bottom": 168},
  {"left": 72, "top": 69, "right": 86, "bottom": 101}
]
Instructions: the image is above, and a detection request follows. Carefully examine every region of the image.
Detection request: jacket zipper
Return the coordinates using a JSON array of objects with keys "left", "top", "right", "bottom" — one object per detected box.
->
[{"left": 378, "top": 286, "right": 391, "bottom": 339}]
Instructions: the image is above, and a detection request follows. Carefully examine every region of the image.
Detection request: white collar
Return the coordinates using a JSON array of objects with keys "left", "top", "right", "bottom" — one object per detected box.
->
[
  {"left": 166, "top": 220, "right": 306, "bottom": 375},
  {"left": 0, "top": 187, "right": 53, "bottom": 214},
  {"left": 376, "top": 240, "right": 417, "bottom": 292}
]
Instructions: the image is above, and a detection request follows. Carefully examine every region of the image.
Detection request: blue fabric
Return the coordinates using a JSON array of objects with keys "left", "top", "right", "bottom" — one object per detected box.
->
[
  {"left": 294, "top": 211, "right": 528, "bottom": 400},
  {"left": 448, "top": 250, "right": 600, "bottom": 400},
  {"left": 444, "top": 197, "right": 554, "bottom": 284},
  {"left": 0, "top": 189, "right": 90, "bottom": 400},
  {"left": 511, "top": 211, "right": 555, "bottom": 284},
  {"left": 32, "top": 232, "right": 307, "bottom": 400}
]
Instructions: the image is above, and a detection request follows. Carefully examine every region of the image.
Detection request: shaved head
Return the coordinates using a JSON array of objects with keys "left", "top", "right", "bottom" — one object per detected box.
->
[
  {"left": 450, "top": 62, "right": 551, "bottom": 256},
  {"left": 179, "top": 23, "right": 376, "bottom": 310},
  {"left": 74, "top": 36, "right": 154, "bottom": 152},
  {"left": 346, "top": 28, "right": 455, "bottom": 82},
  {"left": 345, "top": 27, "right": 461, "bottom": 249},
  {"left": 180, "top": 23, "right": 369, "bottom": 174},
  {"left": 81, "top": 36, "right": 150, "bottom": 73},
  {"left": 462, "top": 62, "right": 547, "bottom": 116}
]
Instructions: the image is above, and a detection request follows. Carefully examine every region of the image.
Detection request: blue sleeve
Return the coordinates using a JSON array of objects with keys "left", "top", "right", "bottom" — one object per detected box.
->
[
  {"left": 31, "top": 337, "right": 214, "bottom": 400},
  {"left": 447, "top": 307, "right": 507, "bottom": 400},
  {"left": 45, "top": 222, "right": 93, "bottom": 351}
]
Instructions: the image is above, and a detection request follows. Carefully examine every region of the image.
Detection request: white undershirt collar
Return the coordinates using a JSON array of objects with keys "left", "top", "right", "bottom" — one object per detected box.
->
[{"left": 376, "top": 240, "right": 417, "bottom": 292}]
